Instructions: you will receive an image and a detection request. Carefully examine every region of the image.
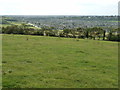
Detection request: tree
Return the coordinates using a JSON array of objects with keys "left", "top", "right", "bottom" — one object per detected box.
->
[
  {"left": 90, "top": 27, "right": 103, "bottom": 40},
  {"left": 77, "top": 27, "right": 85, "bottom": 39},
  {"left": 108, "top": 30, "right": 112, "bottom": 41},
  {"left": 103, "top": 30, "right": 106, "bottom": 40},
  {"left": 84, "top": 28, "right": 90, "bottom": 39},
  {"left": 70, "top": 29, "right": 76, "bottom": 38},
  {"left": 63, "top": 28, "right": 71, "bottom": 37},
  {"left": 107, "top": 28, "right": 120, "bottom": 41}
]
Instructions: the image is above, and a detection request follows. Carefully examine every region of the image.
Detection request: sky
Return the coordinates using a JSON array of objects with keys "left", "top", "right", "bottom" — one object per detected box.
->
[{"left": 0, "top": 0, "right": 119, "bottom": 15}]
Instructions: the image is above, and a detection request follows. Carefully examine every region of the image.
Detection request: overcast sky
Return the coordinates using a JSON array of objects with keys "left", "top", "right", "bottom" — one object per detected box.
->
[{"left": 0, "top": 0, "right": 119, "bottom": 15}]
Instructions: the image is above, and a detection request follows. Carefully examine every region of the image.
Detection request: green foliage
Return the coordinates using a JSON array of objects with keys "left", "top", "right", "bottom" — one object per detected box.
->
[
  {"left": 1, "top": 24, "right": 119, "bottom": 41},
  {"left": 106, "top": 28, "right": 120, "bottom": 41},
  {"left": 2, "top": 25, "right": 24, "bottom": 34},
  {"left": 63, "top": 29, "right": 71, "bottom": 35},
  {"left": 107, "top": 35, "right": 120, "bottom": 41}
]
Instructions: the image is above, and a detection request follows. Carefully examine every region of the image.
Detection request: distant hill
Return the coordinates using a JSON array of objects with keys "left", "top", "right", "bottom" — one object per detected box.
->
[{"left": 1, "top": 15, "right": 118, "bottom": 29}]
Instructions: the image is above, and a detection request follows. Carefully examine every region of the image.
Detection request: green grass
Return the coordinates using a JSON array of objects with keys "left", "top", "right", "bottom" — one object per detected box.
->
[
  {"left": 0, "top": 24, "right": 12, "bottom": 27},
  {"left": 108, "top": 21, "right": 120, "bottom": 22},
  {"left": 0, "top": 21, "right": 22, "bottom": 28},
  {"left": 2, "top": 34, "right": 118, "bottom": 88}
]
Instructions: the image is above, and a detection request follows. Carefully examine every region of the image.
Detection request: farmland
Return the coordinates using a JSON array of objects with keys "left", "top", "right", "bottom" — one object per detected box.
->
[{"left": 2, "top": 34, "right": 118, "bottom": 88}]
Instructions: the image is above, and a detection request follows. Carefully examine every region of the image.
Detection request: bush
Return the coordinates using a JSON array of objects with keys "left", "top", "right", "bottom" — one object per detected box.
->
[{"left": 107, "top": 35, "right": 120, "bottom": 41}]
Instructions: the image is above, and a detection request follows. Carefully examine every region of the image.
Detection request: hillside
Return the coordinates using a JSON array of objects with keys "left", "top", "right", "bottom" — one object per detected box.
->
[{"left": 2, "top": 34, "right": 118, "bottom": 88}]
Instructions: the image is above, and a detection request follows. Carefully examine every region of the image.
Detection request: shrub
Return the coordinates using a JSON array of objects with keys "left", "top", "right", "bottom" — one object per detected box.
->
[{"left": 107, "top": 35, "right": 120, "bottom": 41}]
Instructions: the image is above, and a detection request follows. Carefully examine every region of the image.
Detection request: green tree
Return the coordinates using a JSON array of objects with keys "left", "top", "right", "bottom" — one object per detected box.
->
[
  {"left": 63, "top": 28, "right": 71, "bottom": 37},
  {"left": 103, "top": 30, "right": 106, "bottom": 40},
  {"left": 77, "top": 27, "right": 85, "bottom": 39}
]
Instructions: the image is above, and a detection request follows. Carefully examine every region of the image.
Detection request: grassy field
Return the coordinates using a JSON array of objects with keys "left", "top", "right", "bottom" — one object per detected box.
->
[{"left": 2, "top": 34, "right": 118, "bottom": 88}]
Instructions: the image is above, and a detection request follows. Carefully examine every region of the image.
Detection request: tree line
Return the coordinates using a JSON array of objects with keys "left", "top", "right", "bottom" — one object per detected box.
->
[{"left": 1, "top": 24, "right": 120, "bottom": 41}]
